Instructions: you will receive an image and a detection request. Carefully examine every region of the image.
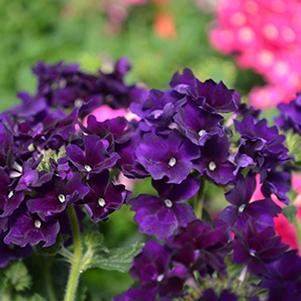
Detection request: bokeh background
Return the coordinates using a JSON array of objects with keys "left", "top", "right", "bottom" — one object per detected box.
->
[{"left": 0, "top": 0, "right": 290, "bottom": 299}]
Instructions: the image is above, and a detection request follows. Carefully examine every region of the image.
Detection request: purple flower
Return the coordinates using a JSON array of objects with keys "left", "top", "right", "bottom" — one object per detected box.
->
[
  {"left": 114, "top": 285, "right": 157, "bottom": 301},
  {"left": 131, "top": 240, "right": 171, "bottom": 283},
  {"left": 130, "top": 176, "right": 199, "bottom": 239},
  {"left": 276, "top": 93, "right": 301, "bottom": 134},
  {"left": 262, "top": 251, "right": 301, "bottom": 301},
  {"left": 82, "top": 171, "right": 128, "bottom": 221},
  {"left": 136, "top": 131, "right": 200, "bottom": 184},
  {"left": 170, "top": 69, "right": 240, "bottom": 113},
  {"left": 235, "top": 116, "right": 289, "bottom": 171},
  {"left": 27, "top": 173, "right": 89, "bottom": 220},
  {"left": 0, "top": 237, "right": 32, "bottom": 267},
  {"left": 174, "top": 101, "right": 224, "bottom": 146},
  {"left": 66, "top": 135, "right": 120, "bottom": 174},
  {"left": 169, "top": 220, "right": 230, "bottom": 275},
  {"left": 194, "top": 134, "right": 235, "bottom": 185},
  {"left": 199, "top": 289, "right": 238, "bottom": 301},
  {"left": 4, "top": 214, "right": 60, "bottom": 247},
  {"left": 0, "top": 168, "right": 24, "bottom": 217},
  {"left": 233, "top": 223, "right": 288, "bottom": 274},
  {"left": 221, "top": 174, "right": 281, "bottom": 228}
]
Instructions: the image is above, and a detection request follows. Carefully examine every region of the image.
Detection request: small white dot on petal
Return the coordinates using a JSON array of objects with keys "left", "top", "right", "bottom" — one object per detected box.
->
[
  {"left": 84, "top": 165, "right": 92, "bottom": 172},
  {"left": 98, "top": 198, "right": 106, "bottom": 207},
  {"left": 164, "top": 199, "right": 173, "bottom": 208},
  {"left": 263, "top": 24, "right": 279, "bottom": 40},
  {"left": 34, "top": 220, "right": 42, "bottom": 229},
  {"left": 208, "top": 161, "right": 217, "bottom": 171},
  {"left": 58, "top": 194, "right": 66, "bottom": 203},
  {"left": 168, "top": 157, "right": 177, "bottom": 167}
]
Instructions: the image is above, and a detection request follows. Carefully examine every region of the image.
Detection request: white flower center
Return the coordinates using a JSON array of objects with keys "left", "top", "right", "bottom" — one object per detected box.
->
[
  {"left": 8, "top": 191, "right": 14, "bottom": 199},
  {"left": 249, "top": 249, "right": 256, "bottom": 257},
  {"left": 28, "top": 143, "right": 35, "bottom": 152},
  {"left": 157, "top": 274, "right": 164, "bottom": 282},
  {"left": 58, "top": 194, "right": 66, "bottom": 203},
  {"left": 168, "top": 157, "right": 177, "bottom": 167},
  {"left": 74, "top": 99, "right": 83, "bottom": 108},
  {"left": 164, "top": 199, "right": 173, "bottom": 208},
  {"left": 34, "top": 220, "right": 42, "bottom": 229},
  {"left": 238, "top": 204, "right": 246, "bottom": 213},
  {"left": 84, "top": 165, "right": 92, "bottom": 172},
  {"left": 198, "top": 129, "right": 206, "bottom": 137},
  {"left": 98, "top": 198, "right": 106, "bottom": 207},
  {"left": 208, "top": 161, "right": 216, "bottom": 171}
]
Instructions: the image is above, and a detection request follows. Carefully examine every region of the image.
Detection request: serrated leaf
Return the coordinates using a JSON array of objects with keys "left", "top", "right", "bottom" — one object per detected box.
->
[
  {"left": 282, "top": 205, "right": 297, "bottom": 223},
  {"left": 90, "top": 242, "right": 144, "bottom": 273},
  {"left": 4, "top": 262, "right": 31, "bottom": 292},
  {"left": 285, "top": 131, "right": 301, "bottom": 162},
  {"left": 60, "top": 230, "right": 143, "bottom": 274}
]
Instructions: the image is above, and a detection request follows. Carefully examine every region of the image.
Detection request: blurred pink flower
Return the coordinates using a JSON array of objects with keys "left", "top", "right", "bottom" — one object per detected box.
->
[{"left": 210, "top": 0, "right": 301, "bottom": 109}]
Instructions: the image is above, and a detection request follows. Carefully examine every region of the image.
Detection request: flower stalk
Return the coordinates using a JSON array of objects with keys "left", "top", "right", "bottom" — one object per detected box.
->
[{"left": 64, "top": 207, "right": 82, "bottom": 301}]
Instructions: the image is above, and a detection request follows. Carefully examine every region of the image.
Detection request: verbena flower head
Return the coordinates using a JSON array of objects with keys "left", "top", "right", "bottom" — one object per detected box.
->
[{"left": 0, "top": 58, "right": 297, "bottom": 301}]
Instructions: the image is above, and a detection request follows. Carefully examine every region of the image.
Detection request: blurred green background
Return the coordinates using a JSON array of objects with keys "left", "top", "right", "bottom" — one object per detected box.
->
[{"left": 0, "top": 0, "right": 265, "bottom": 299}]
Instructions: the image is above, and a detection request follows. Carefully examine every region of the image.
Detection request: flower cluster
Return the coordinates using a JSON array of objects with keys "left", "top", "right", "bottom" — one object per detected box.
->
[
  {"left": 0, "top": 58, "right": 142, "bottom": 267},
  {"left": 210, "top": 0, "right": 301, "bottom": 109},
  {"left": 0, "top": 58, "right": 297, "bottom": 301},
  {"left": 114, "top": 68, "right": 298, "bottom": 300}
]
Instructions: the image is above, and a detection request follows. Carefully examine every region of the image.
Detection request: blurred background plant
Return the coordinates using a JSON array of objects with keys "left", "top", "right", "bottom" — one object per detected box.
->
[{"left": 0, "top": 0, "right": 297, "bottom": 299}]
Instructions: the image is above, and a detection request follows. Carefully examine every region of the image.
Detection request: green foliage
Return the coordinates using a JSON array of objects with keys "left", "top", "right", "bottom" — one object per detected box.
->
[
  {"left": 60, "top": 231, "right": 143, "bottom": 274},
  {"left": 2, "top": 261, "right": 31, "bottom": 292},
  {"left": 0, "top": 261, "right": 46, "bottom": 301},
  {"left": 285, "top": 131, "right": 301, "bottom": 163}
]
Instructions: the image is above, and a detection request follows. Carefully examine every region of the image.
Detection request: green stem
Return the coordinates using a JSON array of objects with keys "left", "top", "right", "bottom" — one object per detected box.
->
[
  {"left": 64, "top": 207, "right": 82, "bottom": 301},
  {"left": 195, "top": 181, "right": 205, "bottom": 219},
  {"left": 44, "top": 260, "right": 57, "bottom": 301}
]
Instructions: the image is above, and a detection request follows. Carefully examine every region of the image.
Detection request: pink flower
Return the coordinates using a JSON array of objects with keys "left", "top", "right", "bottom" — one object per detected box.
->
[{"left": 210, "top": 0, "right": 301, "bottom": 109}]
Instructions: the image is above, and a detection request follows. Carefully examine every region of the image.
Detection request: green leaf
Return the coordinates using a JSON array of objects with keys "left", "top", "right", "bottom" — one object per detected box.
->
[
  {"left": 285, "top": 131, "right": 301, "bottom": 162},
  {"left": 60, "top": 231, "right": 143, "bottom": 274},
  {"left": 4, "top": 261, "right": 31, "bottom": 292},
  {"left": 90, "top": 242, "right": 143, "bottom": 273},
  {"left": 282, "top": 205, "right": 297, "bottom": 224}
]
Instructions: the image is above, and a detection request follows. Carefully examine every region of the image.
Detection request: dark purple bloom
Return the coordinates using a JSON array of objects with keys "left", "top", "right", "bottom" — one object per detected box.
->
[
  {"left": 114, "top": 285, "right": 157, "bottom": 301},
  {"left": 194, "top": 134, "right": 235, "bottom": 185},
  {"left": 276, "top": 93, "right": 301, "bottom": 134},
  {"left": 174, "top": 101, "right": 224, "bottom": 146},
  {"left": 82, "top": 171, "right": 128, "bottom": 221},
  {"left": 221, "top": 174, "right": 281, "bottom": 228},
  {"left": 170, "top": 69, "right": 240, "bottom": 113},
  {"left": 261, "top": 170, "right": 290, "bottom": 203},
  {"left": 82, "top": 115, "right": 131, "bottom": 144},
  {"left": 130, "top": 89, "right": 177, "bottom": 128},
  {"left": 0, "top": 168, "right": 24, "bottom": 217},
  {"left": 0, "top": 237, "right": 32, "bottom": 267},
  {"left": 66, "top": 135, "right": 120, "bottom": 174},
  {"left": 4, "top": 214, "right": 60, "bottom": 247},
  {"left": 131, "top": 240, "right": 171, "bottom": 283},
  {"left": 262, "top": 251, "right": 301, "bottom": 301},
  {"left": 130, "top": 176, "right": 199, "bottom": 239},
  {"left": 169, "top": 220, "right": 231, "bottom": 275},
  {"left": 27, "top": 173, "right": 89, "bottom": 220},
  {"left": 136, "top": 131, "right": 200, "bottom": 184},
  {"left": 233, "top": 222, "right": 288, "bottom": 274},
  {"left": 235, "top": 116, "right": 289, "bottom": 171},
  {"left": 199, "top": 289, "right": 238, "bottom": 301}
]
